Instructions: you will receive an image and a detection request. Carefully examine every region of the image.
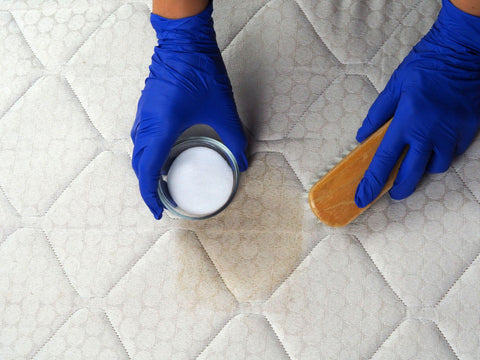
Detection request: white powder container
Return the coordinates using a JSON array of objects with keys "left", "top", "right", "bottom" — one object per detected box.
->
[{"left": 158, "top": 137, "right": 239, "bottom": 219}]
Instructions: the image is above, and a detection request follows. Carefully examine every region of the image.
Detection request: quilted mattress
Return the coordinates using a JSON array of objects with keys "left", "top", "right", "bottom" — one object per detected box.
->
[{"left": 1, "top": 0, "right": 480, "bottom": 359}]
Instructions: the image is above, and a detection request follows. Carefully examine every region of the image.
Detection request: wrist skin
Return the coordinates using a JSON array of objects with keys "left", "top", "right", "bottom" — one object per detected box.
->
[
  {"left": 451, "top": 0, "right": 480, "bottom": 16},
  {"left": 152, "top": 0, "right": 209, "bottom": 19}
]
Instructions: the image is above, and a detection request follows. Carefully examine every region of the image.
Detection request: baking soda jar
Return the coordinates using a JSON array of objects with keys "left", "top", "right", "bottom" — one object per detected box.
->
[{"left": 157, "top": 136, "right": 239, "bottom": 220}]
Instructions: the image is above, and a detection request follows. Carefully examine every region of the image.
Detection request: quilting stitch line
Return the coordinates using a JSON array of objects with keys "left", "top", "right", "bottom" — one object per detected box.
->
[
  {"left": 0, "top": 184, "right": 21, "bottom": 219},
  {"left": 190, "top": 230, "right": 240, "bottom": 302},
  {"left": 29, "top": 308, "right": 79, "bottom": 359},
  {"left": 363, "top": 70, "right": 383, "bottom": 99},
  {"left": 220, "top": 0, "right": 275, "bottom": 54},
  {"left": 264, "top": 233, "right": 330, "bottom": 303},
  {"left": 351, "top": 234, "right": 408, "bottom": 309},
  {"left": 284, "top": 73, "right": 344, "bottom": 139},
  {"left": 366, "top": 1, "right": 424, "bottom": 64},
  {"left": 452, "top": 164, "right": 480, "bottom": 205},
  {"left": 64, "top": 3, "right": 131, "bottom": 65},
  {"left": 63, "top": 76, "right": 107, "bottom": 140},
  {"left": 367, "top": 318, "right": 405, "bottom": 360},
  {"left": 436, "top": 249, "right": 480, "bottom": 307},
  {"left": 258, "top": 314, "right": 279, "bottom": 360},
  {"left": 195, "top": 316, "right": 235, "bottom": 359},
  {"left": 42, "top": 150, "right": 104, "bottom": 217},
  {"left": 433, "top": 320, "right": 461, "bottom": 360},
  {"left": 0, "top": 76, "right": 42, "bottom": 130},
  {"left": 291, "top": 0, "right": 343, "bottom": 65},
  {"left": 256, "top": 313, "right": 293, "bottom": 360},
  {"left": 0, "top": 228, "right": 20, "bottom": 249},
  {"left": 40, "top": 228, "right": 82, "bottom": 298},
  {"left": 8, "top": 10, "right": 44, "bottom": 67},
  {"left": 103, "top": 229, "right": 168, "bottom": 297},
  {"left": 264, "top": 314, "right": 293, "bottom": 360},
  {"left": 104, "top": 310, "right": 133, "bottom": 360},
  {"left": 246, "top": 150, "right": 308, "bottom": 193}
]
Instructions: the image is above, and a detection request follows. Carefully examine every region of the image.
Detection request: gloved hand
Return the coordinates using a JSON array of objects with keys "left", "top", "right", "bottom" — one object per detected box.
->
[
  {"left": 355, "top": 0, "right": 480, "bottom": 208},
  {"left": 131, "top": 1, "right": 248, "bottom": 219}
]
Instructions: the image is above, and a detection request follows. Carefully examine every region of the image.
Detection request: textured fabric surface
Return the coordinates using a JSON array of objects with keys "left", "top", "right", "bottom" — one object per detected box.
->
[{"left": 1, "top": 0, "right": 479, "bottom": 359}]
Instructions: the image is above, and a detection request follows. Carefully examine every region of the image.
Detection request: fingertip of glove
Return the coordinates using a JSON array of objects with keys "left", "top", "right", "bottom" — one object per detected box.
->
[
  {"left": 426, "top": 163, "right": 450, "bottom": 174},
  {"left": 142, "top": 193, "right": 164, "bottom": 220},
  {"left": 354, "top": 178, "right": 371, "bottom": 208},
  {"left": 389, "top": 186, "right": 414, "bottom": 201},
  {"left": 355, "top": 175, "right": 381, "bottom": 208},
  {"left": 153, "top": 201, "right": 164, "bottom": 220},
  {"left": 147, "top": 199, "right": 163, "bottom": 220},
  {"left": 389, "top": 190, "right": 405, "bottom": 201},
  {"left": 153, "top": 209, "right": 163, "bottom": 220},
  {"left": 238, "top": 153, "right": 248, "bottom": 172},
  {"left": 355, "top": 195, "right": 369, "bottom": 209},
  {"left": 356, "top": 126, "right": 369, "bottom": 143}
]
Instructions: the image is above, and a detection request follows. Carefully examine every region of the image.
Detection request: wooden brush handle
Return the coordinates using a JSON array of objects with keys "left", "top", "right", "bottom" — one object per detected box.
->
[{"left": 308, "top": 120, "right": 403, "bottom": 227}]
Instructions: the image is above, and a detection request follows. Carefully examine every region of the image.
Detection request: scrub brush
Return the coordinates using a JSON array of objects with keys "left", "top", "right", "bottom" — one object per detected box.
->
[{"left": 308, "top": 119, "right": 403, "bottom": 227}]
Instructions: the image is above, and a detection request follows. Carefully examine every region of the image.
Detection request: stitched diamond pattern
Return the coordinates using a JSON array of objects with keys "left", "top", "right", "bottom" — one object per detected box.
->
[{"left": 2, "top": 0, "right": 479, "bottom": 359}]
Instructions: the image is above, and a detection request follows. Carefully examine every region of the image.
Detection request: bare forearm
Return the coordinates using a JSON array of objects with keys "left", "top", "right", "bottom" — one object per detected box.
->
[
  {"left": 451, "top": 0, "right": 480, "bottom": 16},
  {"left": 152, "top": 0, "right": 208, "bottom": 18}
]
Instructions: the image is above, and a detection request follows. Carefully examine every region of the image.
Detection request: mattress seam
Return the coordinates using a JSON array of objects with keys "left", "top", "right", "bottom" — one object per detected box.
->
[
  {"left": 284, "top": 72, "right": 344, "bottom": 139},
  {"left": 104, "top": 228, "right": 240, "bottom": 305},
  {"left": 104, "top": 229, "right": 168, "bottom": 298},
  {"left": 265, "top": 233, "right": 330, "bottom": 303},
  {"left": 0, "top": 76, "right": 42, "bottom": 132},
  {"left": 43, "top": 150, "right": 104, "bottom": 217},
  {"left": 64, "top": 3, "right": 132, "bottom": 65},
  {"left": 105, "top": 310, "right": 134, "bottom": 360},
  {"left": 29, "top": 307, "right": 79, "bottom": 359},
  {"left": 351, "top": 234, "right": 407, "bottom": 308},
  {"left": 195, "top": 316, "right": 236, "bottom": 359},
  {"left": 63, "top": 76, "right": 107, "bottom": 140},
  {"left": 263, "top": 314, "right": 294, "bottom": 360},
  {"left": 40, "top": 228, "right": 82, "bottom": 298},
  {"left": 9, "top": 10, "right": 44, "bottom": 67},
  {"left": 40, "top": 148, "right": 104, "bottom": 216},
  {"left": 192, "top": 230, "right": 241, "bottom": 302},
  {"left": 1, "top": 75, "right": 106, "bottom": 217},
  {"left": 281, "top": 153, "right": 309, "bottom": 193},
  {"left": 247, "top": 149, "right": 309, "bottom": 193},
  {"left": 367, "top": 318, "right": 405, "bottom": 360},
  {"left": 367, "top": 2, "right": 422, "bottom": 64},
  {"left": 352, "top": 232, "right": 410, "bottom": 359},
  {"left": 0, "top": 228, "right": 19, "bottom": 249},
  {"left": 432, "top": 320, "right": 461, "bottom": 360},
  {"left": 452, "top": 165, "right": 480, "bottom": 205},
  {"left": 362, "top": 71, "right": 383, "bottom": 98},
  {"left": 292, "top": 0, "right": 344, "bottom": 66},
  {"left": 0, "top": 184, "right": 21, "bottom": 219},
  {"left": 436, "top": 249, "right": 480, "bottom": 307},
  {"left": 220, "top": 0, "right": 275, "bottom": 54},
  {"left": 0, "top": 226, "right": 19, "bottom": 247}
]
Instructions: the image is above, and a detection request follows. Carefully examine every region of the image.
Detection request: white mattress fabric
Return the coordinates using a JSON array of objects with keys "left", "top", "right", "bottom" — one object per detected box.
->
[{"left": 1, "top": 0, "right": 480, "bottom": 359}]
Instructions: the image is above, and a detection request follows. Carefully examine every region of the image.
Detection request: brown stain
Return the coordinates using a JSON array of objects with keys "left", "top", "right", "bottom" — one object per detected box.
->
[
  {"left": 177, "top": 152, "right": 305, "bottom": 302},
  {"left": 172, "top": 230, "right": 236, "bottom": 311}
]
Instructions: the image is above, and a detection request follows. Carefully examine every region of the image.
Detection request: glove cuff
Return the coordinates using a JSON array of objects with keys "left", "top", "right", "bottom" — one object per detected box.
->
[
  {"left": 150, "top": 0, "right": 217, "bottom": 47},
  {"left": 435, "top": 0, "right": 480, "bottom": 54}
]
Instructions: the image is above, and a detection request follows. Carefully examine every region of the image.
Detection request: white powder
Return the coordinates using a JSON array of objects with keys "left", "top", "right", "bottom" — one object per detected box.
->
[{"left": 167, "top": 146, "right": 234, "bottom": 216}]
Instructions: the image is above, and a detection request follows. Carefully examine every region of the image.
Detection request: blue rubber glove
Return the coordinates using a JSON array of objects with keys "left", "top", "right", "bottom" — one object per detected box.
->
[
  {"left": 355, "top": 0, "right": 480, "bottom": 208},
  {"left": 131, "top": 1, "right": 248, "bottom": 219}
]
